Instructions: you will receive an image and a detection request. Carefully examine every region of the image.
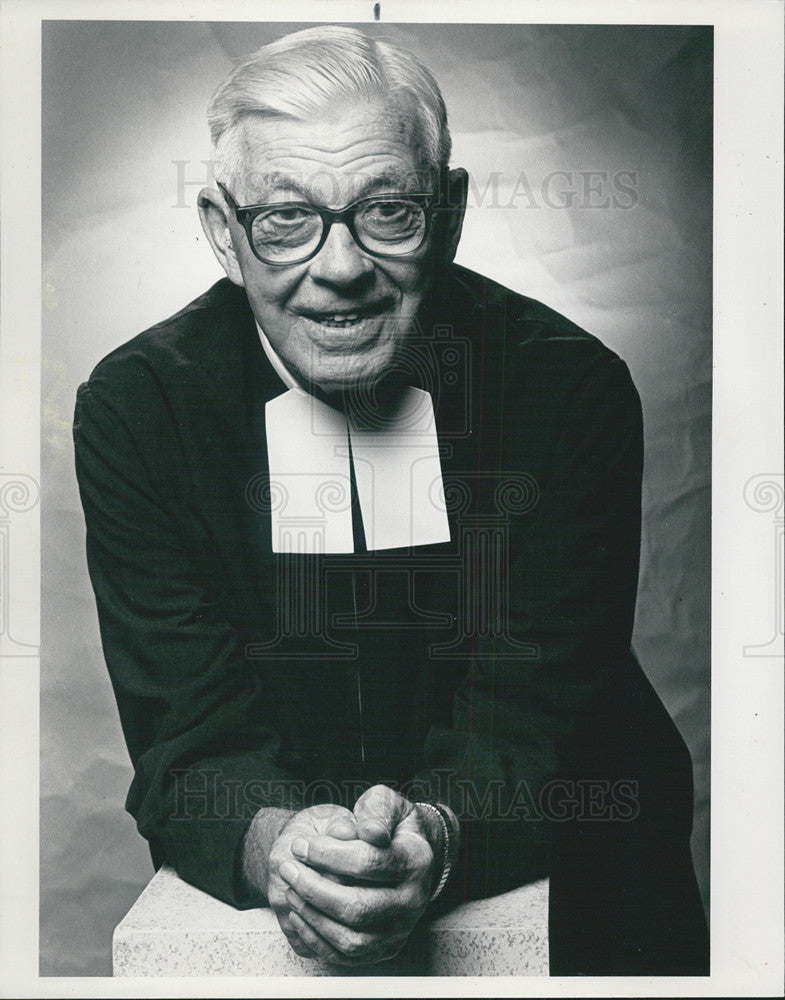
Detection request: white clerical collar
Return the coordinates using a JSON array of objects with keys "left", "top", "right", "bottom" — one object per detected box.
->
[
  {"left": 256, "top": 322, "right": 450, "bottom": 554},
  {"left": 257, "top": 323, "right": 303, "bottom": 391}
]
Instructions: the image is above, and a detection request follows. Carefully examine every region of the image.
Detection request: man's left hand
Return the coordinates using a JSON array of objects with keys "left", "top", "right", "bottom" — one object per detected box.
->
[{"left": 277, "top": 786, "right": 437, "bottom": 965}]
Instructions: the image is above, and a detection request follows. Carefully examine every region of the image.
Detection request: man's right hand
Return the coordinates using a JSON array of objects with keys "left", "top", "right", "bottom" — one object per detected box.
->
[{"left": 241, "top": 804, "right": 358, "bottom": 958}]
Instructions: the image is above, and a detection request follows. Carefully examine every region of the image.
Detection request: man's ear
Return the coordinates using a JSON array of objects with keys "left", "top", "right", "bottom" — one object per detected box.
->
[
  {"left": 439, "top": 167, "right": 468, "bottom": 265},
  {"left": 197, "top": 187, "right": 245, "bottom": 286}
]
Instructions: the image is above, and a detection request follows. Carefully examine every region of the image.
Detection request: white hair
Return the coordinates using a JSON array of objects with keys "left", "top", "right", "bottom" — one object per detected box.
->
[{"left": 207, "top": 25, "right": 451, "bottom": 190}]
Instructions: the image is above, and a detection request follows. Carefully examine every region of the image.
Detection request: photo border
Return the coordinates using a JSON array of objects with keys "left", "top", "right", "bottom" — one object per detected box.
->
[{"left": 1, "top": 0, "right": 782, "bottom": 996}]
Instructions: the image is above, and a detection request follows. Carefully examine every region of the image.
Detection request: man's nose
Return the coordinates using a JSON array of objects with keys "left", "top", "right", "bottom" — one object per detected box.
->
[{"left": 307, "top": 221, "right": 374, "bottom": 286}]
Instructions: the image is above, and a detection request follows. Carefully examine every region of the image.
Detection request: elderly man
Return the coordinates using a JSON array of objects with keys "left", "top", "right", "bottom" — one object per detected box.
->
[{"left": 74, "top": 26, "right": 708, "bottom": 974}]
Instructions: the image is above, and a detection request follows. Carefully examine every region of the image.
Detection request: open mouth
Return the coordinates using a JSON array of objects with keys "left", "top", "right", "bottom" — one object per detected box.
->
[
  {"left": 298, "top": 301, "right": 392, "bottom": 328},
  {"left": 313, "top": 314, "right": 365, "bottom": 328}
]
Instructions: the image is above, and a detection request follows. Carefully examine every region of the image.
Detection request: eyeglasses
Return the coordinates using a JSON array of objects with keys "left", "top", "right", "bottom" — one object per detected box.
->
[{"left": 218, "top": 182, "right": 437, "bottom": 266}]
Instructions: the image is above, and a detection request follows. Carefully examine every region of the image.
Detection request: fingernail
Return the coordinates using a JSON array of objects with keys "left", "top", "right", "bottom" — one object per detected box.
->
[
  {"left": 362, "top": 819, "right": 390, "bottom": 844},
  {"left": 291, "top": 837, "right": 309, "bottom": 860},
  {"left": 279, "top": 860, "right": 298, "bottom": 883}
]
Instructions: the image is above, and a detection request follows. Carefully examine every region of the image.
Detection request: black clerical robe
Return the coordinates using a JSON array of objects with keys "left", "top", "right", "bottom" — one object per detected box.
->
[{"left": 74, "top": 263, "right": 708, "bottom": 974}]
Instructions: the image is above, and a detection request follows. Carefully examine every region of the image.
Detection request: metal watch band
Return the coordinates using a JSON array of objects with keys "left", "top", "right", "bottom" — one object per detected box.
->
[{"left": 417, "top": 801, "right": 459, "bottom": 902}]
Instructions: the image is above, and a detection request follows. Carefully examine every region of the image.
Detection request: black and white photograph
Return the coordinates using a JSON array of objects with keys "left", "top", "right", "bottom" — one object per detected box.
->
[{"left": 0, "top": 0, "right": 782, "bottom": 996}]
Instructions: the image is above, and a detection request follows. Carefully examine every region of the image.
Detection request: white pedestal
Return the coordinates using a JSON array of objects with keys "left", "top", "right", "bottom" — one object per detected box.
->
[{"left": 113, "top": 865, "right": 549, "bottom": 977}]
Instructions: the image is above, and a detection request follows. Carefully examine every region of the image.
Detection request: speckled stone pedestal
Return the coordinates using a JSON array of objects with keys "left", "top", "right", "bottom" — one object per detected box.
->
[{"left": 113, "top": 865, "right": 549, "bottom": 976}]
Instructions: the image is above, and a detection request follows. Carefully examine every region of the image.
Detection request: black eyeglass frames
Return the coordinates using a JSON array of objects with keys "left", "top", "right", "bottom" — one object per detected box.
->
[{"left": 217, "top": 181, "right": 438, "bottom": 266}]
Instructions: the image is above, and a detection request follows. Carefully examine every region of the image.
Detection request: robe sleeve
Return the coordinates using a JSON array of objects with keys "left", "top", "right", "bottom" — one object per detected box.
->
[
  {"left": 74, "top": 364, "right": 301, "bottom": 908},
  {"left": 413, "top": 348, "right": 647, "bottom": 905}
]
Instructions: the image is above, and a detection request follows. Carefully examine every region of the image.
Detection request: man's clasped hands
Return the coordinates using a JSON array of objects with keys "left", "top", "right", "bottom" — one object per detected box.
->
[{"left": 242, "top": 784, "right": 446, "bottom": 965}]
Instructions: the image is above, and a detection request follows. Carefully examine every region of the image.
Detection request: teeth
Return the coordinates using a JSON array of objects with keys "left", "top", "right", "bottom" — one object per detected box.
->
[{"left": 319, "top": 314, "right": 361, "bottom": 325}]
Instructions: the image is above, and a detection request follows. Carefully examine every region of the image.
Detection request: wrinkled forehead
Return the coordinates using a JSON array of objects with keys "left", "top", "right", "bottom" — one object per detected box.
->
[{"left": 229, "top": 98, "right": 433, "bottom": 206}]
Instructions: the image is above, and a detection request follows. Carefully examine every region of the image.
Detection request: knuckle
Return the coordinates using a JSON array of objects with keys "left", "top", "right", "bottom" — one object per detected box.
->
[
  {"left": 394, "top": 886, "right": 422, "bottom": 919},
  {"left": 340, "top": 930, "right": 371, "bottom": 958},
  {"left": 288, "top": 935, "right": 313, "bottom": 958},
  {"left": 336, "top": 928, "right": 354, "bottom": 954},
  {"left": 357, "top": 783, "right": 383, "bottom": 805},
  {"left": 416, "top": 854, "right": 433, "bottom": 884},
  {"left": 343, "top": 897, "right": 367, "bottom": 927},
  {"left": 366, "top": 859, "right": 387, "bottom": 881},
  {"left": 400, "top": 839, "right": 434, "bottom": 884},
  {"left": 401, "top": 830, "right": 432, "bottom": 866},
  {"left": 413, "top": 886, "right": 430, "bottom": 912},
  {"left": 346, "top": 896, "right": 378, "bottom": 927},
  {"left": 356, "top": 784, "right": 393, "bottom": 819},
  {"left": 336, "top": 804, "right": 355, "bottom": 823},
  {"left": 409, "top": 873, "right": 430, "bottom": 904},
  {"left": 293, "top": 878, "right": 313, "bottom": 903},
  {"left": 356, "top": 840, "right": 378, "bottom": 870},
  {"left": 310, "top": 937, "right": 331, "bottom": 959}
]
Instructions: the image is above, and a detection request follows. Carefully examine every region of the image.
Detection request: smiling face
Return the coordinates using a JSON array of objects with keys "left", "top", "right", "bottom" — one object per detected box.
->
[{"left": 212, "top": 102, "right": 443, "bottom": 392}]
